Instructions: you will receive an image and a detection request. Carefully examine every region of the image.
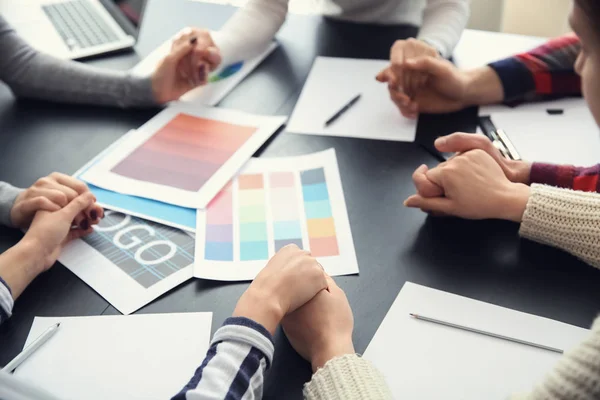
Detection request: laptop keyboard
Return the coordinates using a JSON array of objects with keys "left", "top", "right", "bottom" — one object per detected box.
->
[{"left": 42, "top": 0, "right": 121, "bottom": 50}]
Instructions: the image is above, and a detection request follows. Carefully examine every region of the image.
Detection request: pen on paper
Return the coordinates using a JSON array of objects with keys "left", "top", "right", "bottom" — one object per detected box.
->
[
  {"left": 324, "top": 94, "right": 362, "bottom": 127},
  {"left": 3, "top": 322, "right": 61, "bottom": 373},
  {"left": 409, "top": 313, "right": 563, "bottom": 354}
]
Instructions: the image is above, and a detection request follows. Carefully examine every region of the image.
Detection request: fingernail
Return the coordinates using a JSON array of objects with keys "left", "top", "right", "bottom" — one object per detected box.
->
[
  {"left": 189, "top": 36, "right": 197, "bottom": 45},
  {"left": 403, "top": 199, "right": 410, "bottom": 207},
  {"left": 80, "top": 219, "right": 89, "bottom": 230},
  {"left": 90, "top": 210, "right": 97, "bottom": 220},
  {"left": 435, "top": 136, "right": 446, "bottom": 147}
]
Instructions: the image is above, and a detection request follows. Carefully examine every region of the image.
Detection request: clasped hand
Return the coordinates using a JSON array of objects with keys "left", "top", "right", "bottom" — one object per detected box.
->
[
  {"left": 404, "top": 133, "right": 532, "bottom": 222},
  {"left": 233, "top": 244, "right": 355, "bottom": 372}
]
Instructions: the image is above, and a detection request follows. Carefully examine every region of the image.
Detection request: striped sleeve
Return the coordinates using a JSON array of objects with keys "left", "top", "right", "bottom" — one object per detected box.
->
[
  {"left": 488, "top": 34, "right": 582, "bottom": 104},
  {"left": 172, "top": 317, "right": 274, "bottom": 400},
  {"left": 0, "top": 276, "right": 14, "bottom": 325},
  {"left": 530, "top": 163, "right": 600, "bottom": 193}
]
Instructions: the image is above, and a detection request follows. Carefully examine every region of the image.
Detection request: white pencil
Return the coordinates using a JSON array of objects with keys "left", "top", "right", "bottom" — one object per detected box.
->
[
  {"left": 410, "top": 313, "right": 563, "bottom": 354},
  {"left": 3, "top": 322, "right": 61, "bottom": 372}
]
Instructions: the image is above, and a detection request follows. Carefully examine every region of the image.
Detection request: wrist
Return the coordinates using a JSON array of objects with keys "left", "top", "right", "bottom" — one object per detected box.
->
[
  {"left": 511, "top": 161, "right": 533, "bottom": 184},
  {"left": 500, "top": 183, "right": 531, "bottom": 223},
  {"left": 463, "top": 67, "right": 504, "bottom": 107},
  {"left": 233, "top": 288, "right": 284, "bottom": 335},
  {"left": 16, "top": 237, "right": 47, "bottom": 276},
  {"left": 311, "top": 340, "right": 355, "bottom": 373}
]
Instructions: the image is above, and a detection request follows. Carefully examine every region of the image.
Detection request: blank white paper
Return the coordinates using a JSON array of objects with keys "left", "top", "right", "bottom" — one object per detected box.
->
[
  {"left": 453, "top": 29, "right": 547, "bottom": 69},
  {"left": 490, "top": 107, "right": 600, "bottom": 166},
  {"left": 287, "top": 57, "right": 417, "bottom": 142},
  {"left": 14, "top": 313, "right": 213, "bottom": 400},
  {"left": 363, "top": 282, "right": 590, "bottom": 400}
]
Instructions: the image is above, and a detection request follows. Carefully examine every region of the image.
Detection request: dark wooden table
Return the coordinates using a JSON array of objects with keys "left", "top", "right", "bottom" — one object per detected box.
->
[{"left": 2, "top": 1, "right": 599, "bottom": 398}]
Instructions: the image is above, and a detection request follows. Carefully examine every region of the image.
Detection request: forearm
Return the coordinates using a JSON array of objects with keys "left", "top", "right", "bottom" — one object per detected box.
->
[
  {"left": 172, "top": 317, "right": 274, "bottom": 400},
  {"left": 511, "top": 316, "right": 600, "bottom": 400},
  {"left": 488, "top": 34, "right": 581, "bottom": 104},
  {"left": 0, "top": 17, "right": 156, "bottom": 108},
  {"left": 304, "top": 354, "right": 393, "bottom": 400},
  {"left": 463, "top": 66, "right": 505, "bottom": 107},
  {"left": 529, "top": 163, "right": 600, "bottom": 193},
  {"left": 520, "top": 184, "right": 600, "bottom": 268},
  {"left": 211, "top": 0, "right": 287, "bottom": 66},
  {"left": 0, "top": 239, "right": 44, "bottom": 302},
  {"left": 418, "top": 0, "right": 470, "bottom": 58}
]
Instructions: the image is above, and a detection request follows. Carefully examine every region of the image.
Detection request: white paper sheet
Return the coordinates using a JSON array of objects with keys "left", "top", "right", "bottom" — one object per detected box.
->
[
  {"left": 287, "top": 57, "right": 417, "bottom": 142},
  {"left": 480, "top": 97, "right": 587, "bottom": 116},
  {"left": 59, "top": 210, "right": 195, "bottom": 315},
  {"left": 133, "top": 35, "right": 277, "bottom": 106},
  {"left": 453, "top": 29, "right": 547, "bottom": 69},
  {"left": 81, "top": 103, "right": 287, "bottom": 209},
  {"left": 195, "top": 149, "right": 359, "bottom": 281},
  {"left": 363, "top": 282, "right": 590, "bottom": 399},
  {"left": 14, "top": 313, "right": 212, "bottom": 400},
  {"left": 490, "top": 107, "right": 600, "bottom": 165}
]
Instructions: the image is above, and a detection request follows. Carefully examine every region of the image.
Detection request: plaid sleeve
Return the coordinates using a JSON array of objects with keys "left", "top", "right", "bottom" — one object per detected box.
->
[
  {"left": 488, "top": 34, "right": 582, "bottom": 104},
  {"left": 530, "top": 163, "right": 600, "bottom": 193}
]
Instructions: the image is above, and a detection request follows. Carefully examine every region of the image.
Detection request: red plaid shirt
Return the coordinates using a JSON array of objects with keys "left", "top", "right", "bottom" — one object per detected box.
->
[{"left": 489, "top": 35, "right": 600, "bottom": 193}]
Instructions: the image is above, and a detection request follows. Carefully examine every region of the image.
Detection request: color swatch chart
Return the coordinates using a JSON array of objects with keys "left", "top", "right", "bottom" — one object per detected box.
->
[
  {"left": 195, "top": 149, "right": 359, "bottom": 281},
  {"left": 111, "top": 113, "right": 256, "bottom": 191}
]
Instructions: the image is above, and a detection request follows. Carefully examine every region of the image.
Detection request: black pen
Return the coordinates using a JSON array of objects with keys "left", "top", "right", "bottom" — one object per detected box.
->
[
  {"left": 418, "top": 143, "right": 446, "bottom": 163},
  {"left": 324, "top": 94, "right": 362, "bottom": 127}
]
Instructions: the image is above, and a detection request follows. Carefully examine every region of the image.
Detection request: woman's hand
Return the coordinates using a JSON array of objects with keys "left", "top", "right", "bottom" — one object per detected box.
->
[
  {"left": 232, "top": 244, "right": 328, "bottom": 335},
  {"left": 21, "top": 192, "right": 99, "bottom": 272},
  {"left": 10, "top": 172, "right": 102, "bottom": 230},
  {"left": 151, "top": 27, "right": 222, "bottom": 104},
  {"left": 405, "top": 149, "right": 531, "bottom": 222},
  {"left": 282, "top": 275, "right": 355, "bottom": 372}
]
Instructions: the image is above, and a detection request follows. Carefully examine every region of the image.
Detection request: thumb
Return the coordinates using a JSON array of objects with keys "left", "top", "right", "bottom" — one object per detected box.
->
[
  {"left": 60, "top": 192, "right": 95, "bottom": 221},
  {"left": 435, "top": 133, "right": 495, "bottom": 155},
  {"left": 403, "top": 194, "right": 454, "bottom": 214},
  {"left": 404, "top": 56, "right": 449, "bottom": 76},
  {"left": 376, "top": 67, "right": 391, "bottom": 82}
]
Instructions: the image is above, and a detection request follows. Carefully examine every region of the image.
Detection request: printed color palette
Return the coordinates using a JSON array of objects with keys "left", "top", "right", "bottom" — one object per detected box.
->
[
  {"left": 195, "top": 150, "right": 359, "bottom": 281},
  {"left": 111, "top": 113, "right": 256, "bottom": 191},
  {"left": 203, "top": 169, "right": 339, "bottom": 261},
  {"left": 301, "top": 168, "right": 339, "bottom": 257}
]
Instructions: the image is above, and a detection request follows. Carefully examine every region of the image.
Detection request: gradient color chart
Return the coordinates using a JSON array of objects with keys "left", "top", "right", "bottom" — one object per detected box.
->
[
  {"left": 111, "top": 113, "right": 256, "bottom": 191},
  {"left": 238, "top": 174, "right": 269, "bottom": 261},
  {"left": 269, "top": 172, "right": 303, "bottom": 251},
  {"left": 204, "top": 182, "right": 233, "bottom": 261},
  {"left": 301, "top": 168, "right": 339, "bottom": 257}
]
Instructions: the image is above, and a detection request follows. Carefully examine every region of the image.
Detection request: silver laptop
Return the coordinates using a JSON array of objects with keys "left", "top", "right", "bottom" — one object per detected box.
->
[{"left": 1, "top": 0, "right": 137, "bottom": 59}]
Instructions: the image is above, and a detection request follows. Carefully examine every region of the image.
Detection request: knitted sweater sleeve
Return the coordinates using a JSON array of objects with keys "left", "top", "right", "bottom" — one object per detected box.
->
[
  {"left": 520, "top": 184, "right": 600, "bottom": 268},
  {"left": 303, "top": 354, "right": 393, "bottom": 400},
  {"left": 511, "top": 316, "right": 600, "bottom": 400}
]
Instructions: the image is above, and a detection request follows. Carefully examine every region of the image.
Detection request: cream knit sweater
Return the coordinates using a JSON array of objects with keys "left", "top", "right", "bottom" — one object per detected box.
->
[{"left": 304, "top": 183, "right": 600, "bottom": 399}]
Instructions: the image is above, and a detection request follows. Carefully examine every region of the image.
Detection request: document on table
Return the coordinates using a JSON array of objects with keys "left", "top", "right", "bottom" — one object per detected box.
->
[
  {"left": 363, "top": 282, "right": 590, "bottom": 399},
  {"left": 287, "top": 57, "right": 417, "bottom": 142},
  {"left": 195, "top": 149, "right": 359, "bottom": 281},
  {"left": 453, "top": 29, "right": 547, "bottom": 69},
  {"left": 81, "top": 103, "right": 286, "bottom": 209},
  {"left": 14, "top": 313, "right": 213, "bottom": 400},
  {"left": 489, "top": 107, "right": 600, "bottom": 165},
  {"left": 133, "top": 34, "right": 277, "bottom": 106}
]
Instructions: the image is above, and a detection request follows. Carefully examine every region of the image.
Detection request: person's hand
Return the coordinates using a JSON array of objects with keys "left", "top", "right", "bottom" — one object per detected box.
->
[
  {"left": 412, "top": 133, "right": 533, "bottom": 201},
  {"left": 10, "top": 173, "right": 103, "bottom": 230},
  {"left": 232, "top": 244, "right": 328, "bottom": 335},
  {"left": 376, "top": 39, "right": 439, "bottom": 102},
  {"left": 152, "top": 27, "right": 222, "bottom": 104},
  {"left": 282, "top": 275, "right": 354, "bottom": 373},
  {"left": 404, "top": 150, "right": 531, "bottom": 222},
  {"left": 21, "top": 192, "right": 98, "bottom": 272}
]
